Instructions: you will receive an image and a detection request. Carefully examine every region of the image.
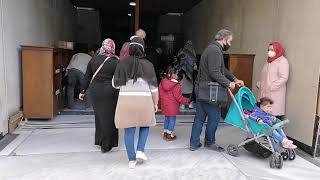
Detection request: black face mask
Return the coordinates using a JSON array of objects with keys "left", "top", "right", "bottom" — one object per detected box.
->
[{"left": 222, "top": 42, "right": 231, "bottom": 51}]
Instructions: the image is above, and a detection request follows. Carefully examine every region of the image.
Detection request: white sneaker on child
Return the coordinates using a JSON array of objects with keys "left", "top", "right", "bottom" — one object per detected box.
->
[
  {"left": 128, "top": 161, "right": 137, "bottom": 169},
  {"left": 282, "top": 139, "right": 297, "bottom": 149},
  {"left": 136, "top": 151, "right": 148, "bottom": 162}
]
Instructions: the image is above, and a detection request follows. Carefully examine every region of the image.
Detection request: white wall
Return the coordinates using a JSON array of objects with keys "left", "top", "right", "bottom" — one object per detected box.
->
[
  {"left": 183, "top": 0, "right": 320, "bottom": 146},
  {"left": 0, "top": 0, "right": 76, "bottom": 134},
  {"left": 0, "top": 0, "right": 9, "bottom": 134},
  {"left": 76, "top": 9, "right": 101, "bottom": 44}
]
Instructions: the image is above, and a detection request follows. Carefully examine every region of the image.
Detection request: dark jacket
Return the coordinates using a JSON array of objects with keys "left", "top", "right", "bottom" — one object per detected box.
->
[
  {"left": 197, "top": 41, "right": 236, "bottom": 88},
  {"left": 159, "top": 79, "right": 190, "bottom": 116}
]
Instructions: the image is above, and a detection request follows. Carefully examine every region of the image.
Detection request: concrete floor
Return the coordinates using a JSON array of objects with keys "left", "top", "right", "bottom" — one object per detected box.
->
[{"left": 0, "top": 115, "right": 320, "bottom": 180}]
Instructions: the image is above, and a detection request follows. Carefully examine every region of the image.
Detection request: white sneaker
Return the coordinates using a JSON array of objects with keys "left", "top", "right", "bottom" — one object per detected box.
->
[
  {"left": 128, "top": 161, "right": 137, "bottom": 169},
  {"left": 136, "top": 151, "right": 148, "bottom": 162}
]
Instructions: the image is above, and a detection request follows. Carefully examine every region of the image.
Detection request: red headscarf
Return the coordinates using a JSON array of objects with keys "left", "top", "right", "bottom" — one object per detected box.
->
[
  {"left": 267, "top": 42, "right": 285, "bottom": 63},
  {"left": 99, "top": 38, "right": 119, "bottom": 59}
]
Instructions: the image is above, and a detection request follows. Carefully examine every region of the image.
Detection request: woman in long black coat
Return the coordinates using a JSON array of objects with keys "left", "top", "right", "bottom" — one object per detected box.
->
[{"left": 79, "top": 39, "right": 120, "bottom": 153}]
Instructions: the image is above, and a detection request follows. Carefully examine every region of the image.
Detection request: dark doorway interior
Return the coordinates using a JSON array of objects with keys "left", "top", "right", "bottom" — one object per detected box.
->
[{"left": 99, "top": 11, "right": 159, "bottom": 54}]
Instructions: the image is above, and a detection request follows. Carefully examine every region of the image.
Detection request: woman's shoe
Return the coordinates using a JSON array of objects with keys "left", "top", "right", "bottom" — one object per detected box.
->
[
  {"left": 128, "top": 161, "right": 137, "bottom": 169},
  {"left": 136, "top": 151, "right": 148, "bottom": 162},
  {"left": 101, "top": 147, "right": 112, "bottom": 153}
]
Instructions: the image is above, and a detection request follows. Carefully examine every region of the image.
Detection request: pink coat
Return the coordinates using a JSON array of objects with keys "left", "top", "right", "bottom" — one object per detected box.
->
[{"left": 257, "top": 56, "right": 289, "bottom": 116}]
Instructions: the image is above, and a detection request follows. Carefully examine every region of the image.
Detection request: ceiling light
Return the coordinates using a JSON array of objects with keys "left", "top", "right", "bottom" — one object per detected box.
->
[
  {"left": 166, "top": 13, "right": 183, "bottom": 16},
  {"left": 76, "top": 7, "right": 95, "bottom": 11},
  {"left": 129, "top": 2, "right": 136, "bottom": 6},
  {"left": 128, "top": 13, "right": 132, "bottom": 16}
]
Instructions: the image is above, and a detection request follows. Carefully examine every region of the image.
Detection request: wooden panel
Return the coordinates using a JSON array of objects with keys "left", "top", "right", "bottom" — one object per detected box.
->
[
  {"left": 222, "top": 54, "right": 255, "bottom": 118},
  {"left": 227, "top": 54, "right": 255, "bottom": 89},
  {"left": 22, "top": 48, "right": 54, "bottom": 118}
]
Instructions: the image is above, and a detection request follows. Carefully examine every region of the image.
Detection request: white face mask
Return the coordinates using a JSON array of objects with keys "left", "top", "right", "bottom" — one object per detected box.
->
[{"left": 268, "top": 50, "right": 276, "bottom": 58}]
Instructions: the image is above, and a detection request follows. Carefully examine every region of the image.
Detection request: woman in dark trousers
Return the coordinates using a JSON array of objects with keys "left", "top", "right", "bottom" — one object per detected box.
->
[{"left": 79, "top": 39, "right": 120, "bottom": 153}]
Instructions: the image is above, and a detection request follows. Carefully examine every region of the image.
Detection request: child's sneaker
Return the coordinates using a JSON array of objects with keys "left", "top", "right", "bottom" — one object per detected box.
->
[
  {"left": 136, "top": 151, "right": 148, "bottom": 162},
  {"left": 128, "top": 161, "right": 137, "bottom": 169},
  {"left": 282, "top": 139, "right": 297, "bottom": 149},
  {"left": 165, "top": 133, "right": 177, "bottom": 141},
  {"left": 163, "top": 132, "right": 168, "bottom": 140}
]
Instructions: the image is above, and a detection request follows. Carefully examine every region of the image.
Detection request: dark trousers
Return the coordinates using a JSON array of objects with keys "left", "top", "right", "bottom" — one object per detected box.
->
[
  {"left": 67, "top": 68, "right": 91, "bottom": 109},
  {"left": 190, "top": 101, "right": 221, "bottom": 148}
]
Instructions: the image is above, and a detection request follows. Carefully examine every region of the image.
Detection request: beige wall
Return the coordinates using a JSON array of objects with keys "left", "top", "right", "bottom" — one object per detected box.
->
[
  {"left": 0, "top": 0, "right": 76, "bottom": 134},
  {"left": 0, "top": 0, "right": 8, "bottom": 134},
  {"left": 183, "top": 0, "right": 320, "bottom": 146}
]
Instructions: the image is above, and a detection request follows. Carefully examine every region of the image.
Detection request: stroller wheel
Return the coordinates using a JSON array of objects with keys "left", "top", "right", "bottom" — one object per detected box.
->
[
  {"left": 269, "top": 155, "right": 276, "bottom": 168},
  {"left": 281, "top": 151, "right": 289, "bottom": 161},
  {"left": 288, "top": 149, "right": 296, "bottom": 160},
  {"left": 227, "top": 144, "right": 239, "bottom": 157},
  {"left": 275, "top": 153, "right": 283, "bottom": 169},
  {"left": 270, "top": 153, "right": 283, "bottom": 169}
]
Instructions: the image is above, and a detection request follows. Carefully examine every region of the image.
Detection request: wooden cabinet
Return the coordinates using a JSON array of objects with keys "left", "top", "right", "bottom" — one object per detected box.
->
[
  {"left": 224, "top": 54, "right": 255, "bottom": 89},
  {"left": 22, "top": 46, "right": 73, "bottom": 119},
  {"left": 222, "top": 54, "right": 255, "bottom": 117}
]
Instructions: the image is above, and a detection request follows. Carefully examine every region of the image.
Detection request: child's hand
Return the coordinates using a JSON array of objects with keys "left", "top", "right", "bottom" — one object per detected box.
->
[{"left": 258, "top": 119, "right": 264, "bottom": 125}]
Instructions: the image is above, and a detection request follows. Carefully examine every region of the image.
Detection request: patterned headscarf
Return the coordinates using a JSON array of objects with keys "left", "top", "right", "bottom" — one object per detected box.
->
[{"left": 99, "top": 38, "right": 118, "bottom": 58}]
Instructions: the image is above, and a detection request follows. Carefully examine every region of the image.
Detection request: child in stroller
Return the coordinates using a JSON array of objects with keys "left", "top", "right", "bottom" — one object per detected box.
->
[
  {"left": 245, "top": 97, "right": 297, "bottom": 149},
  {"left": 225, "top": 87, "right": 296, "bottom": 169}
]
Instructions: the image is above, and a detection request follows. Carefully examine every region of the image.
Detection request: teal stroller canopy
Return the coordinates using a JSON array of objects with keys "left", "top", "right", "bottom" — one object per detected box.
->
[{"left": 225, "top": 87, "right": 267, "bottom": 135}]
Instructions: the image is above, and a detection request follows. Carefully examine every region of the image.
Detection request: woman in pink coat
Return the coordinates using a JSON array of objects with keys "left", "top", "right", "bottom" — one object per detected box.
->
[{"left": 257, "top": 42, "right": 289, "bottom": 119}]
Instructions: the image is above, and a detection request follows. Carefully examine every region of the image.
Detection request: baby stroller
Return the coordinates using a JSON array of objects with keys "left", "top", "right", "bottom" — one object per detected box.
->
[{"left": 224, "top": 87, "right": 296, "bottom": 169}]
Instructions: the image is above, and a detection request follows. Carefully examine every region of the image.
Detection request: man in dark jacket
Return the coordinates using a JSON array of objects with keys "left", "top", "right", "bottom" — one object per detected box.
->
[{"left": 190, "top": 29, "right": 244, "bottom": 151}]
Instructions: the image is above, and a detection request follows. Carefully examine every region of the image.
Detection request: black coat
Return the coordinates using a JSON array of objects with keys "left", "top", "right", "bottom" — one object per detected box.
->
[{"left": 197, "top": 41, "right": 236, "bottom": 88}]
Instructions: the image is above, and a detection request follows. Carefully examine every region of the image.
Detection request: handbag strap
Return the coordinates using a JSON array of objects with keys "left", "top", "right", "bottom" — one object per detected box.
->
[{"left": 89, "top": 57, "right": 110, "bottom": 85}]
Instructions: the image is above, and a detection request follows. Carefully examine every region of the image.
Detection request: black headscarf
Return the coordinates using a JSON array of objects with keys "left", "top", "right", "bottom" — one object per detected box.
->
[{"left": 113, "top": 37, "right": 158, "bottom": 87}]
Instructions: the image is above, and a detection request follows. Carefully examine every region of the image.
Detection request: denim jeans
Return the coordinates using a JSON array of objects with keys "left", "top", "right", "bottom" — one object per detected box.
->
[
  {"left": 190, "top": 101, "right": 221, "bottom": 149},
  {"left": 67, "top": 68, "right": 91, "bottom": 109},
  {"left": 272, "top": 129, "right": 287, "bottom": 143},
  {"left": 124, "top": 127, "right": 149, "bottom": 161},
  {"left": 164, "top": 116, "right": 177, "bottom": 132}
]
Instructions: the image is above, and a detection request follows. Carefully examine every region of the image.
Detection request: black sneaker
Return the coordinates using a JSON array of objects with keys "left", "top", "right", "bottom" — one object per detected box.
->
[
  {"left": 204, "top": 144, "right": 225, "bottom": 152},
  {"left": 189, "top": 143, "right": 202, "bottom": 151}
]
